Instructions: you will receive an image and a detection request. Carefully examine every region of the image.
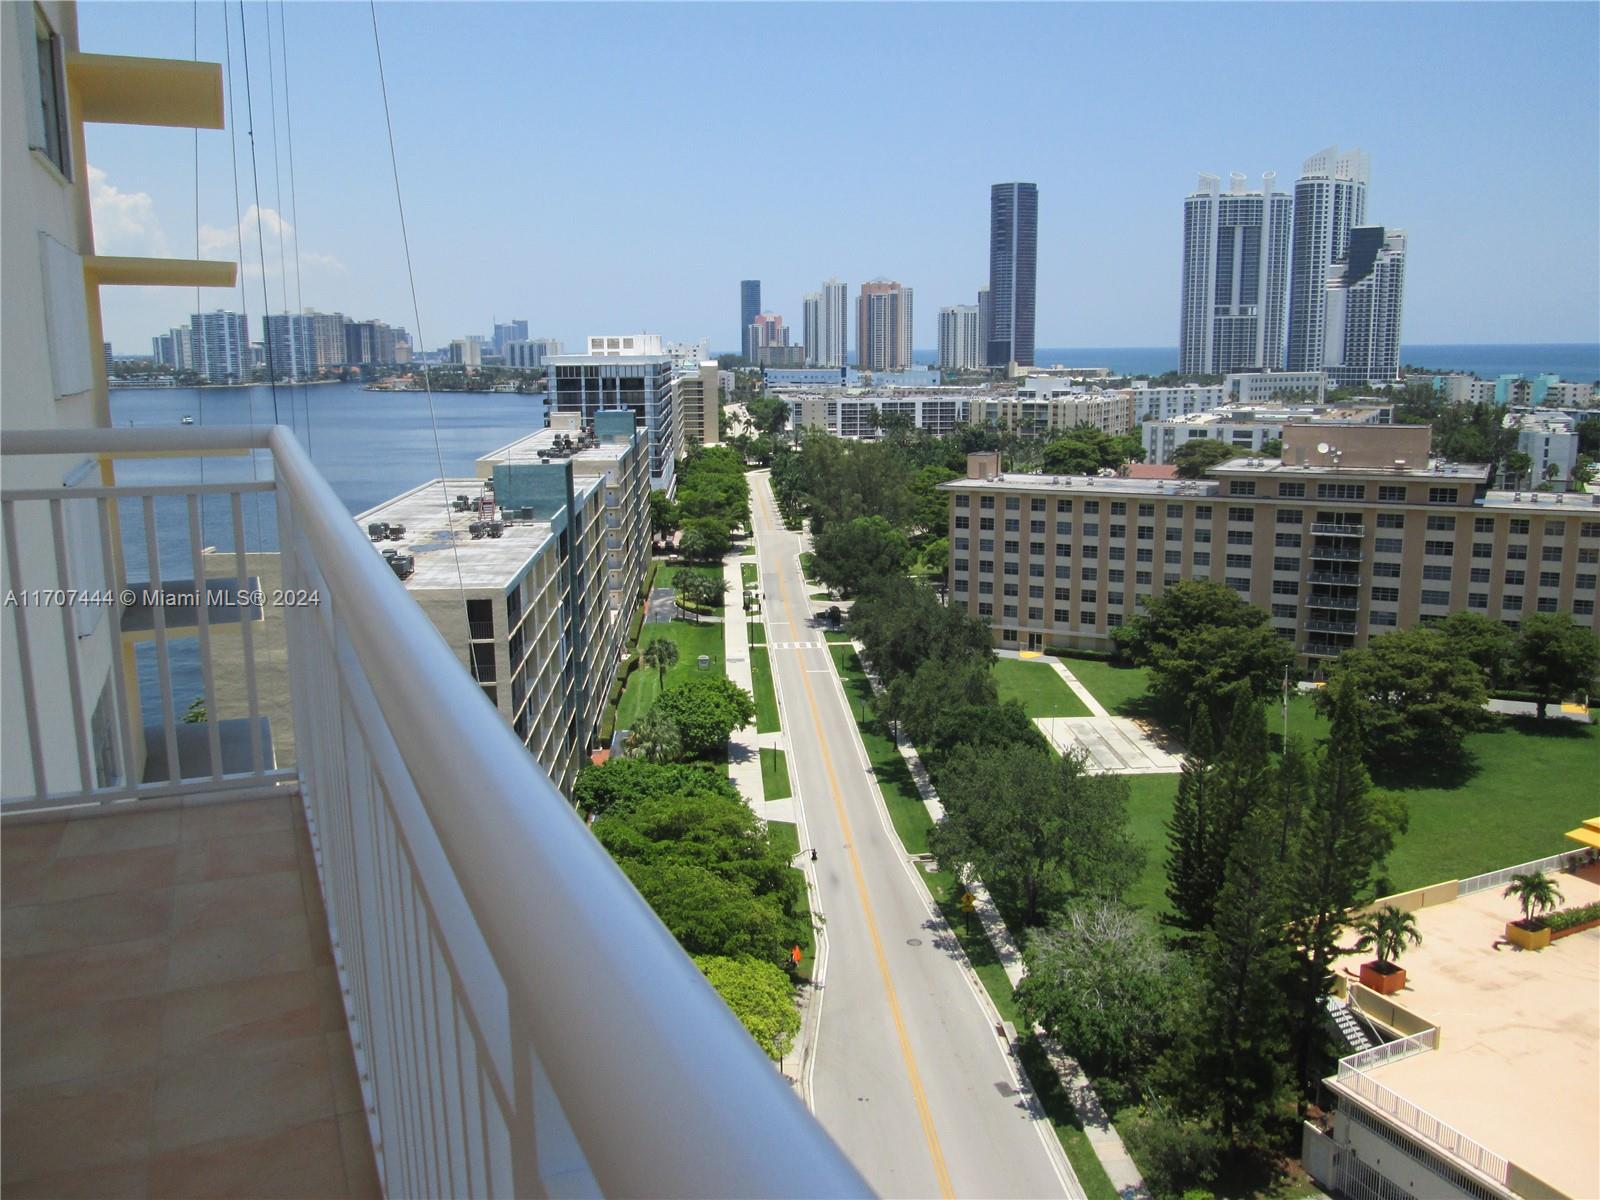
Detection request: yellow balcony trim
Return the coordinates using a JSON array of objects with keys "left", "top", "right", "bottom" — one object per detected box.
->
[
  {"left": 85, "top": 256, "right": 236, "bottom": 289},
  {"left": 1564, "top": 826, "right": 1600, "bottom": 850},
  {"left": 67, "top": 53, "right": 224, "bottom": 130}
]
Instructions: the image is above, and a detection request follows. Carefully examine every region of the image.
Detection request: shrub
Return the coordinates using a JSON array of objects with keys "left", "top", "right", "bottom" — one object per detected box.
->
[
  {"left": 1121, "top": 1112, "right": 1220, "bottom": 1200},
  {"left": 1545, "top": 901, "right": 1600, "bottom": 933}
]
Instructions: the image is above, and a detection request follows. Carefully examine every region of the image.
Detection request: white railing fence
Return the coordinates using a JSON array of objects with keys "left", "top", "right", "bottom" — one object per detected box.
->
[
  {"left": 2, "top": 426, "right": 869, "bottom": 1200},
  {"left": 1457, "top": 848, "right": 1595, "bottom": 896},
  {"left": 1334, "top": 1063, "right": 1509, "bottom": 1185},
  {"left": 1335, "top": 1027, "right": 1436, "bottom": 1076}
]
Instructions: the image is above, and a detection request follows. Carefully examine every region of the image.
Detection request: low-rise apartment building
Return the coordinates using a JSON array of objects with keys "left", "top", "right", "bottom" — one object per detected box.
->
[
  {"left": 1144, "top": 402, "right": 1393, "bottom": 464},
  {"left": 943, "top": 423, "right": 1600, "bottom": 658},
  {"left": 1506, "top": 409, "right": 1580, "bottom": 485},
  {"left": 969, "top": 387, "right": 1136, "bottom": 437},
  {"left": 674, "top": 360, "right": 721, "bottom": 446},
  {"left": 546, "top": 344, "right": 680, "bottom": 490},
  {"left": 790, "top": 389, "right": 972, "bottom": 438},
  {"left": 354, "top": 410, "right": 648, "bottom": 794},
  {"left": 1223, "top": 368, "right": 1328, "bottom": 405}
]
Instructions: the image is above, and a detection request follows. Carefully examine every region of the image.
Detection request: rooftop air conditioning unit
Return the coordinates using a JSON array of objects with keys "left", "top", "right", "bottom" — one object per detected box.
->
[
  {"left": 469, "top": 521, "right": 486, "bottom": 539},
  {"left": 487, "top": 520, "right": 504, "bottom": 538},
  {"left": 388, "top": 554, "right": 415, "bottom": 580},
  {"left": 367, "top": 522, "right": 388, "bottom": 540},
  {"left": 387, "top": 524, "right": 407, "bottom": 541}
]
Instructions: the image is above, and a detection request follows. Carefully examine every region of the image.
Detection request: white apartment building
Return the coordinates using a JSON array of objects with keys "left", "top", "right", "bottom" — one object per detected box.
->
[
  {"left": 1224, "top": 369, "right": 1328, "bottom": 406},
  {"left": 1506, "top": 409, "right": 1580, "bottom": 486},
  {"left": 546, "top": 345, "right": 680, "bottom": 490},
  {"left": 505, "top": 337, "right": 562, "bottom": 369},
  {"left": 665, "top": 338, "right": 710, "bottom": 369},
  {"left": 938, "top": 305, "right": 984, "bottom": 371},
  {"left": 790, "top": 389, "right": 971, "bottom": 439},
  {"left": 191, "top": 309, "right": 249, "bottom": 381},
  {"left": 449, "top": 335, "right": 483, "bottom": 367},
  {"left": 1286, "top": 146, "right": 1370, "bottom": 372},
  {"left": 803, "top": 278, "right": 848, "bottom": 367},
  {"left": 1130, "top": 381, "right": 1228, "bottom": 422},
  {"left": 1324, "top": 227, "right": 1407, "bottom": 387},
  {"left": 587, "top": 332, "right": 664, "bottom": 356},
  {"left": 1144, "top": 402, "right": 1393, "bottom": 465},
  {"left": 970, "top": 387, "right": 1136, "bottom": 437},
  {"left": 1179, "top": 171, "right": 1292, "bottom": 374},
  {"left": 355, "top": 411, "right": 649, "bottom": 795}
]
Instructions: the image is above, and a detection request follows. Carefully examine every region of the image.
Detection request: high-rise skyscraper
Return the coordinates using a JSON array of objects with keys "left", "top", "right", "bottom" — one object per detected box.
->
[
  {"left": 1179, "top": 172, "right": 1293, "bottom": 375},
  {"left": 1323, "top": 227, "right": 1406, "bottom": 386},
  {"left": 189, "top": 310, "right": 249, "bottom": 382},
  {"left": 802, "top": 278, "right": 848, "bottom": 367},
  {"left": 938, "top": 306, "right": 982, "bottom": 370},
  {"left": 740, "top": 280, "right": 761, "bottom": 360},
  {"left": 856, "top": 280, "right": 913, "bottom": 371},
  {"left": 1286, "top": 147, "right": 1370, "bottom": 371},
  {"left": 977, "top": 286, "right": 991, "bottom": 360},
  {"left": 263, "top": 313, "right": 315, "bottom": 379},
  {"left": 987, "top": 182, "right": 1037, "bottom": 368}
]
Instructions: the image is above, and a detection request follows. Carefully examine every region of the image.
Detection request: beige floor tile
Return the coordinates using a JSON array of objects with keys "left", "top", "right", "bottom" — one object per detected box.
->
[
  {"left": 5, "top": 888, "right": 174, "bottom": 956},
  {"left": 2, "top": 935, "right": 172, "bottom": 1014},
  {"left": 147, "top": 1115, "right": 349, "bottom": 1199},
  {"left": 172, "top": 870, "right": 305, "bottom": 934},
  {"left": 11, "top": 843, "right": 178, "bottom": 908},
  {"left": 179, "top": 797, "right": 293, "bottom": 844},
  {"left": 3, "top": 1160, "right": 149, "bottom": 1199},
  {"left": 160, "top": 970, "right": 332, "bottom": 1057},
  {"left": 1, "top": 1067, "right": 156, "bottom": 1184},
  {"left": 174, "top": 828, "right": 296, "bottom": 885},
  {"left": 57, "top": 810, "right": 180, "bottom": 858},
  {"left": 152, "top": 1035, "right": 336, "bottom": 1153},
  {"left": 325, "top": 1031, "right": 365, "bottom": 1115},
  {"left": 1, "top": 821, "right": 66, "bottom": 870},
  {"left": 165, "top": 912, "right": 315, "bottom": 992},
  {"left": 2, "top": 995, "right": 164, "bottom": 1093},
  {"left": 338, "top": 1112, "right": 381, "bottom": 1200}
]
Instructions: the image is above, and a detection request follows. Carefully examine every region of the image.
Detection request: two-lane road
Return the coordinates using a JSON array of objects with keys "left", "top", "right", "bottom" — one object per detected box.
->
[{"left": 749, "top": 472, "right": 1079, "bottom": 1199}]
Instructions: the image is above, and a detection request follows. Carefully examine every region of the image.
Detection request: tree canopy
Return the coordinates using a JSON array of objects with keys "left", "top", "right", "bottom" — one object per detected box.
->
[
  {"left": 1513, "top": 613, "right": 1600, "bottom": 718},
  {"left": 1171, "top": 439, "right": 1237, "bottom": 479},
  {"left": 650, "top": 674, "right": 756, "bottom": 759},
  {"left": 811, "top": 515, "right": 911, "bottom": 598},
  {"left": 694, "top": 955, "right": 801, "bottom": 1061}
]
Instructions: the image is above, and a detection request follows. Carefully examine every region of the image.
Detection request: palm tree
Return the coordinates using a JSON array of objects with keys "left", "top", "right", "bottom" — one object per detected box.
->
[
  {"left": 627, "top": 708, "right": 681, "bottom": 764},
  {"left": 642, "top": 637, "right": 679, "bottom": 690},
  {"left": 1503, "top": 871, "right": 1564, "bottom": 926},
  {"left": 1354, "top": 904, "right": 1423, "bottom": 967}
]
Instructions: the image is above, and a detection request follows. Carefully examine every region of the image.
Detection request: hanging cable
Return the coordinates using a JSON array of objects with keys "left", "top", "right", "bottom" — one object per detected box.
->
[
  {"left": 236, "top": 0, "right": 281, "bottom": 426},
  {"left": 277, "top": 0, "right": 312, "bottom": 458},
  {"left": 222, "top": 3, "right": 264, "bottom": 548},
  {"left": 262, "top": 0, "right": 299, "bottom": 441},
  {"left": 368, "top": 1, "right": 479, "bottom": 683}
]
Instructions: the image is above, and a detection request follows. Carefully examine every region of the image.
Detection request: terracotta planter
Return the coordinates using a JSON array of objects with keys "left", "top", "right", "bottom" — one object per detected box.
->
[
  {"left": 1550, "top": 918, "right": 1600, "bottom": 942},
  {"left": 1506, "top": 919, "right": 1552, "bottom": 951},
  {"left": 1359, "top": 960, "right": 1407, "bottom": 995}
]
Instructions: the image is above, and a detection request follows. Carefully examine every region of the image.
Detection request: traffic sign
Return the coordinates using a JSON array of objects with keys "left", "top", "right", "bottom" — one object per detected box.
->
[{"left": 959, "top": 892, "right": 976, "bottom": 912}]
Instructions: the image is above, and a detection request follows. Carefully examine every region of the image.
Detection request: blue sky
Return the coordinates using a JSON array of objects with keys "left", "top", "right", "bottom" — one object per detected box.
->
[{"left": 83, "top": 2, "right": 1599, "bottom": 355}]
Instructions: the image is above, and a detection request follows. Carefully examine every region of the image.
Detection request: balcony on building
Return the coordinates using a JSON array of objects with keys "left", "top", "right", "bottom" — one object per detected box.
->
[{"left": 1, "top": 426, "right": 862, "bottom": 1198}]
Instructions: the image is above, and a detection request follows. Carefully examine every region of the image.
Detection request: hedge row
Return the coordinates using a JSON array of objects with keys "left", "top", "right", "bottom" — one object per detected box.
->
[{"left": 1544, "top": 901, "right": 1600, "bottom": 933}]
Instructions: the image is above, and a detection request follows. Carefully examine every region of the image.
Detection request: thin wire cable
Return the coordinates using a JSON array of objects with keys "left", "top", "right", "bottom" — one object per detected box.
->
[
  {"left": 262, "top": 0, "right": 298, "bottom": 439},
  {"left": 368, "top": 1, "right": 478, "bottom": 682},
  {"left": 237, "top": 0, "right": 281, "bottom": 425},
  {"left": 193, "top": 0, "right": 204, "bottom": 526},
  {"left": 277, "top": 0, "right": 312, "bottom": 458},
  {"left": 222, "top": 2, "right": 264, "bottom": 548}
]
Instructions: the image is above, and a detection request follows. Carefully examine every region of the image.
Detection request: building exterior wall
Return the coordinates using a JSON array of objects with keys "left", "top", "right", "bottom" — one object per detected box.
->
[
  {"left": 1131, "top": 382, "right": 1229, "bottom": 422},
  {"left": 988, "top": 181, "right": 1038, "bottom": 368},
  {"left": 944, "top": 427, "right": 1599, "bottom": 659},
  {"left": 1179, "top": 172, "right": 1292, "bottom": 374},
  {"left": 740, "top": 279, "right": 760, "bottom": 361},
  {"left": 1287, "top": 147, "right": 1370, "bottom": 372},
  {"left": 546, "top": 354, "right": 679, "bottom": 490},
  {"left": 792, "top": 392, "right": 970, "bottom": 439},
  {"left": 969, "top": 391, "right": 1135, "bottom": 437},
  {"left": 938, "top": 305, "right": 982, "bottom": 371},
  {"left": 1144, "top": 404, "right": 1392, "bottom": 465},
  {"left": 1224, "top": 369, "right": 1328, "bottom": 406},
  {"left": 856, "top": 280, "right": 913, "bottom": 370},
  {"left": 675, "top": 361, "right": 720, "bottom": 446}
]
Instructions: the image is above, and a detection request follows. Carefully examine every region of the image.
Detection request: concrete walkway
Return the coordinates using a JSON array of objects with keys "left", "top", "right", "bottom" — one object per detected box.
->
[
  {"left": 994, "top": 651, "right": 1182, "bottom": 775},
  {"left": 723, "top": 552, "right": 792, "bottom": 822},
  {"left": 854, "top": 642, "right": 1150, "bottom": 1200}
]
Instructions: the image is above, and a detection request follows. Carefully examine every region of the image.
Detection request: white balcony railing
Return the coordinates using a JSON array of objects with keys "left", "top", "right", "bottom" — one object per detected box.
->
[{"left": 1, "top": 426, "right": 866, "bottom": 1200}]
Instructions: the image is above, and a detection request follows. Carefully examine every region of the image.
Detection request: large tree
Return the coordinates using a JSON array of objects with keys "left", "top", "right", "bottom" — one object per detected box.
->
[
  {"left": 1114, "top": 580, "right": 1293, "bottom": 728},
  {"left": 1016, "top": 900, "right": 1179, "bottom": 1081},
  {"left": 650, "top": 674, "right": 756, "bottom": 759},
  {"left": 675, "top": 567, "right": 727, "bottom": 619},
  {"left": 679, "top": 517, "right": 732, "bottom": 564},
  {"left": 694, "top": 955, "right": 800, "bottom": 1062},
  {"left": 1437, "top": 610, "right": 1516, "bottom": 691},
  {"left": 574, "top": 758, "right": 738, "bottom": 820},
  {"left": 1315, "top": 626, "right": 1487, "bottom": 766},
  {"left": 1513, "top": 613, "right": 1600, "bottom": 719},
  {"left": 811, "top": 514, "right": 911, "bottom": 598},
  {"left": 1163, "top": 704, "right": 1222, "bottom": 947},
  {"left": 848, "top": 576, "right": 994, "bottom": 685},
  {"left": 929, "top": 744, "right": 1142, "bottom": 925},
  {"left": 1171, "top": 439, "right": 1237, "bottom": 479}
]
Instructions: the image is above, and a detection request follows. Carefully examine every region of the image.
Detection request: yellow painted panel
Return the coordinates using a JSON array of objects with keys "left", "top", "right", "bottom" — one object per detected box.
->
[
  {"left": 67, "top": 54, "right": 224, "bottom": 130},
  {"left": 86, "top": 256, "right": 236, "bottom": 289},
  {"left": 1559, "top": 702, "right": 1589, "bottom": 715},
  {"left": 1564, "top": 827, "right": 1600, "bottom": 849}
]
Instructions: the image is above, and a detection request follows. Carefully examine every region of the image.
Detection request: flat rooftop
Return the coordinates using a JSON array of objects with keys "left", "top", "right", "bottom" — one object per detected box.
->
[
  {"left": 354, "top": 479, "right": 552, "bottom": 591},
  {"left": 941, "top": 472, "right": 1220, "bottom": 497},
  {"left": 1155, "top": 404, "right": 1388, "bottom": 425},
  {"left": 1330, "top": 862, "right": 1600, "bottom": 1198},
  {"left": 1481, "top": 489, "right": 1600, "bottom": 514},
  {"left": 474, "top": 427, "right": 631, "bottom": 478},
  {"left": 1216, "top": 456, "right": 1491, "bottom": 482}
]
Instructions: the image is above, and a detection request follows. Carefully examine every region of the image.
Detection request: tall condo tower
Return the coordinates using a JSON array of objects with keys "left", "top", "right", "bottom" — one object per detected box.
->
[
  {"left": 1323, "top": 227, "right": 1407, "bottom": 385},
  {"left": 938, "top": 305, "right": 983, "bottom": 370},
  {"left": 856, "top": 280, "right": 913, "bottom": 371},
  {"left": 1179, "top": 172, "right": 1292, "bottom": 375},
  {"left": 803, "top": 278, "right": 848, "bottom": 367},
  {"left": 1285, "top": 147, "right": 1369, "bottom": 371},
  {"left": 987, "top": 182, "right": 1038, "bottom": 368},
  {"left": 739, "top": 279, "right": 761, "bottom": 361}
]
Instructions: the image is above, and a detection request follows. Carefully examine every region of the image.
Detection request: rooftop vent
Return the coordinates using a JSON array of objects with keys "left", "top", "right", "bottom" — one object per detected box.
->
[
  {"left": 468, "top": 521, "right": 486, "bottom": 539},
  {"left": 367, "top": 521, "right": 389, "bottom": 541},
  {"left": 388, "top": 554, "right": 415, "bottom": 580},
  {"left": 387, "top": 523, "right": 407, "bottom": 541}
]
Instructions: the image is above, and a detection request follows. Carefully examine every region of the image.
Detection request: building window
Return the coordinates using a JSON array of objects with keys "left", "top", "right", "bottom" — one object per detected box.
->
[
  {"left": 1543, "top": 546, "right": 1564, "bottom": 563},
  {"left": 1227, "top": 531, "right": 1253, "bottom": 545},
  {"left": 1576, "top": 574, "right": 1596, "bottom": 591},
  {"left": 1537, "top": 596, "right": 1559, "bottom": 613},
  {"left": 1506, "top": 544, "right": 1528, "bottom": 561},
  {"left": 1056, "top": 499, "right": 1073, "bottom": 513},
  {"left": 1539, "top": 571, "right": 1561, "bottom": 588},
  {"left": 1426, "top": 515, "right": 1457, "bottom": 531},
  {"left": 978, "top": 602, "right": 993, "bottom": 616},
  {"left": 1005, "top": 540, "right": 1020, "bottom": 555},
  {"left": 1005, "top": 518, "right": 1020, "bottom": 532},
  {"left": 1083, "top": 501, "right": 1100, "bottom": 514},
  {"left": 1165, "top": 549, "right": 1181, "bottom": 564},
  {"left": 1376, "top": 513, "right": 1405, "bottom": 529},
  {"left": 1136, "top": 548, "right": 1153, "bottom": 563},
  {"left": 1503, "top": 594, "right": 1523, "bottom": 611},
  {"left": 1378, "top": 485, "right": 1407, "bottom": 502},
  {"left": 1582, "top": 522, "right": 1600, "bottom": 538},
  {"left": 1166, "top": 527, "right": 1184, "bottom": 542},
  {"left": 1226, "top": 553, "right": 1252, "bottom": 569},
  {"left": 1229, "top": 481, "right": 1256, "bottom": 496},
  {"left": 27, "top": 6, "right": 70, "bottom": 178},
  {"left": 1271, "top": 603, "right": 1298, "bottom": 619},
  {"left": 1371, "top": 610, "right": 1398, "bottom": 627},
  {"left": 1005, "top": 497, "right": 1020, "bottom": 511},
  {"left": 1470, "top": 567, "right": 1491, "bottom": 583},
  {"left": 1423, "top": 540, "right": 1453, "bottom": 557},
  {"left": 1371, "top": 586, "right": 1400, "bottom": 603},
  {"left": 1080, "top": 590, "right": 1097, "bottom": 604},
  {"left": 1420, "top": 589, "right": 1451, "bottom": 606},
  {"left": 1194, "top": 506, "right": 1212, "bottom": 520},
  {"left": 1474, "top": 517, "right": 1494, "bottom": 533},
  {"left": 1373, "top": 561, "right": 1401, "bottom": 578},
  {"left": 1274, "top": 556, "right": 1299, "bottom": 573},
  {"left": 1054, "top": 608, "right": 1070, "bottom": 622},
  {"left": 1277, "top": 510, "right": 1304, "bottom": 524},
  {"left": 1428, "top": 487, "right": 1459, "bottom": 504},
  {"left": 1193, "top": 529, "right": 1212, "bottom": 543},
  {"left": 1509, "top": 518, "right": 1529, "bottom": 535},
  {"left": 980, "top": 517, "right": 995, "bottom": 531},
  {"left": 1031, "top": 498, "right": 1046, "bottom": 512},
  {"left": 1193, "top": 551, "right": 1211, "bottom": 567},
  {"left": 1278, "top": 482, "right": 1306, "bottom": 498},
  {"left": 1056, "top": 543, "right": 1072, "bottom": 558},
  {"left": 1228, "top": 506, "right": 1253, "bottom": 523},
  {"left": 1575, "top": 599, "right": 1596, "bottom": 616},
  {"left": 955, "top": 495, "right": 970, "bottom": 508},
  {"left": 1468, "top": 593, "right": 1488, "bottom": 609},
  {"left": 1317, "top": 483, "right": 1366, "bottom": 500},
  {"left": 1079, "top": 610, "right": 1096, "bottom": 624},
  {"left": 1275, "top": 532, "right": 1302, "bottom": 548},
  {"left": 1167, "top": 504, "right": 1184, "bottom": 518}
]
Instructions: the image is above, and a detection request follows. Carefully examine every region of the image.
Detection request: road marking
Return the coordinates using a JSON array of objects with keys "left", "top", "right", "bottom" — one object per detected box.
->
[{"left": 763, "top": 485, "right": 956, "bottom": 1200}]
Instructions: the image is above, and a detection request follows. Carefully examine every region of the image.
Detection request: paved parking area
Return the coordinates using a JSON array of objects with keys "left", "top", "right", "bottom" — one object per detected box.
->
[{"left": 1034, "top": 716, "right": 1184, "bottom": 774}]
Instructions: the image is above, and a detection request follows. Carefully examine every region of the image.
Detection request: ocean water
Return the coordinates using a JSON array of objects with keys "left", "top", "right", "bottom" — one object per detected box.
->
[{"left": 907, "top": 343, "right": 1600, "bottom": 384}]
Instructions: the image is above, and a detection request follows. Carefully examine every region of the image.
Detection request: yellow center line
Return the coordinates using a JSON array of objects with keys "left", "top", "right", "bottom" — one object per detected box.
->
[{"left": 760, "top": 481, "right": 956, "bottom": 1200}]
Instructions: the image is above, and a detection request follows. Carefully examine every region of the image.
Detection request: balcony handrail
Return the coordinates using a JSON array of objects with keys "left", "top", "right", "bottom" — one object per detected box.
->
[{"left": 3, "top": 426, "right": 868, "bottom": 1200}]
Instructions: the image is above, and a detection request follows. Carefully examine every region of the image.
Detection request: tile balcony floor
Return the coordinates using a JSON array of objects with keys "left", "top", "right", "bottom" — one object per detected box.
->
[{"left": 1, "top": 796, "right": 379, "bottom": 1199}]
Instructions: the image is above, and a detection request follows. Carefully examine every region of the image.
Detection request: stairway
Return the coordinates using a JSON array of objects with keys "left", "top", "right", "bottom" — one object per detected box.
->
[{"left": 1325, "top": 996, "right": 1375, "bottom": 1055}]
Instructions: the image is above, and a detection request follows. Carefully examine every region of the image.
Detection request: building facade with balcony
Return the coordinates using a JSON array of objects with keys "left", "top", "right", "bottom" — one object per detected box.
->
[
  {"left": 1143, "top": 402, "right": 1393, "bottom": 465},
  {"left": 970, "top": 386, "right": 1136, "bottom": 437},
  {"left": 546, "top": 348, "right": 680, "bottom": 491},
  {"left": 790, "top": 389, "right": 973, "bottom": 439},
  {"left": 674, "top": 360, "right": 720, "bottom": 447},
  {"left": 943, "top": 423, "right": 1600, "bottom": 657}
]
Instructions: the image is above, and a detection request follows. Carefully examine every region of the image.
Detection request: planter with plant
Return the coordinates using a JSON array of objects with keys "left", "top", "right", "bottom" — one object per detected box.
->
[
  {"left": 1502, "top": 871, "right": 1564, "bottom": 950},
  {"left": 1546, "top": 900, "right": 1600, "bottom": 940},
  {"left": 1354, "top": 904, "right": 1422, "bottom": 995}
]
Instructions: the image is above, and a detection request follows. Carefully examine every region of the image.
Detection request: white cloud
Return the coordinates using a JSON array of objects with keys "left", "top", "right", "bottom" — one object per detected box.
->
[
  {"left": 88, "top": 166, "right": 171, "bottom": 257},
  {"left": 199, "top": 204, "right": 345, "bottom": 280}
]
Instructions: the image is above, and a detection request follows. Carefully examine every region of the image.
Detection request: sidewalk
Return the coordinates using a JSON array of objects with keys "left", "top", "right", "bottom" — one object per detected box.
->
[{"left": 854, "top": 641, "right": 1150, "bottom": 1200}]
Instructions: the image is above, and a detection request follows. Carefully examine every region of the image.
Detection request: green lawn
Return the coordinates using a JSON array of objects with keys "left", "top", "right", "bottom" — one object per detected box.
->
[
  {"left": 747, "top": 620, "right": 766, "bottom": 646},
  {"left": 799, "top": 551, "right": 815, "bottom": 581},
  {"left": 993, "top": 658, "right": 1092, "bottom": 718},
  {"left": 764, "top": 821, "right": 814, "bottom": 981},
  {"left": 1051, "top": 654, "right": 1150, "bottom": 716},
  {"left": 617, "top": 620, "right": 726, "bottom": 731},
  {"left": 828, "top": 645, "right": 933, "bottom": 855},
  {"left": 750, "top": 645, "right": 781, "bottom": 733},
  {"left": 761, "top": 747, "right": 792, "bottom": 801},
  {"left": 1122, "top": 774, "right": 1181, "bottom": 917},
  {"left": 741, "top": 561, "right": 757, "bottom": 589},
  {"left": 823, "top": 628, "right": 852, "bottom": 644}
]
